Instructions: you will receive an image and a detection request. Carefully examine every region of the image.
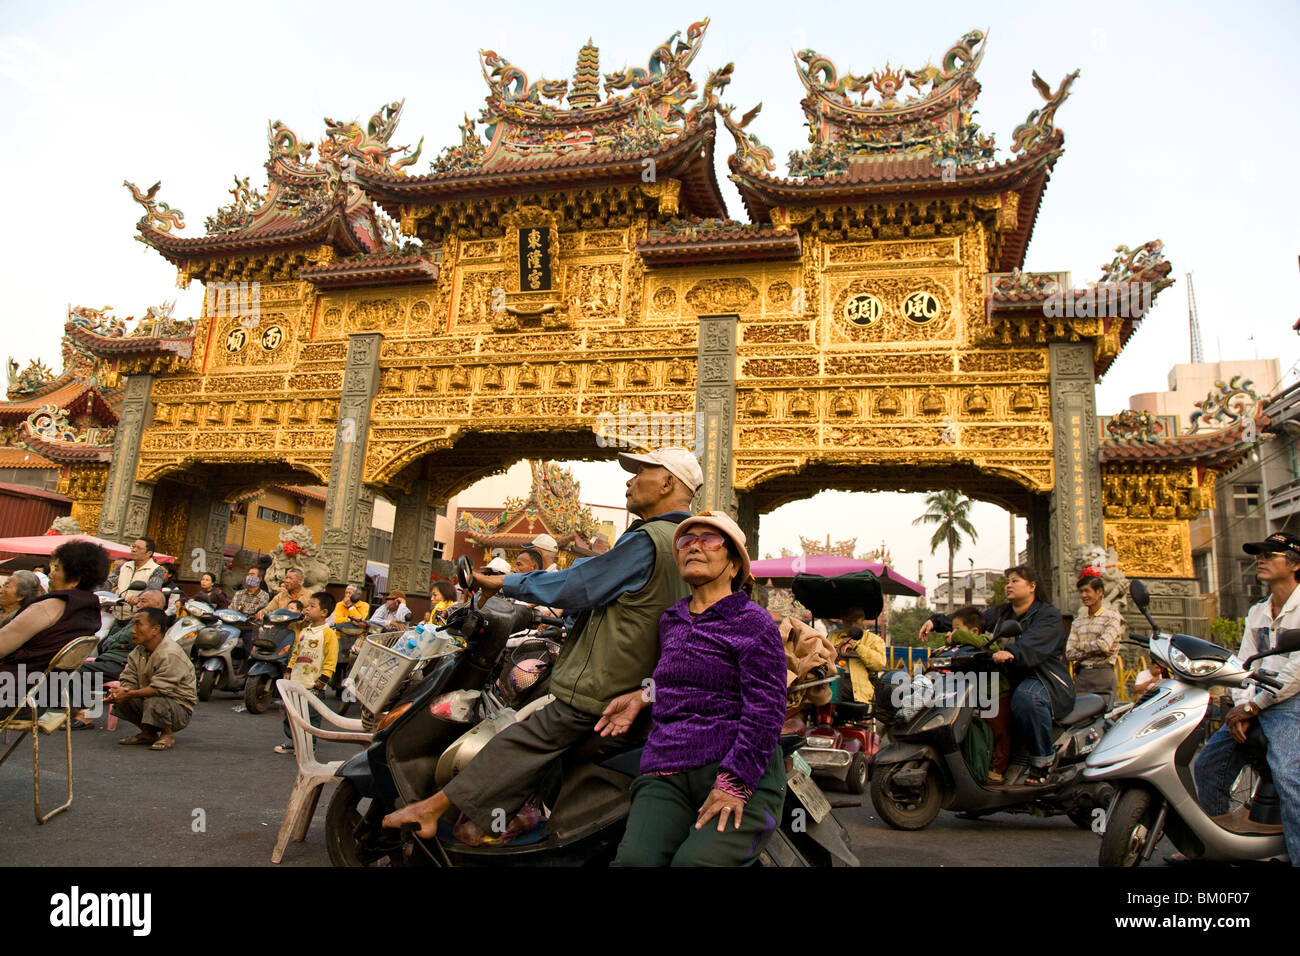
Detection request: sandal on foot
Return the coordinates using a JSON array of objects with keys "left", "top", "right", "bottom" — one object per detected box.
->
[
  {"left": 71, "top": 718, "right": 96, "bottom": 730},
  {"left": 1024, "top": 767, "right": 1052, "bottom": 786},
  {"left": 118, "top": 733, "right": 158, "bottom": 746},
  {"left": 150, "top": 737, "right": 174, "bottom": 751}
]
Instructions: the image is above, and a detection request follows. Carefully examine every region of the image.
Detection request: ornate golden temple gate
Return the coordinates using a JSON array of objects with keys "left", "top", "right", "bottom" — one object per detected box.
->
[{"left": 47, "top": 26, "right": 1234, "bottom": 624}]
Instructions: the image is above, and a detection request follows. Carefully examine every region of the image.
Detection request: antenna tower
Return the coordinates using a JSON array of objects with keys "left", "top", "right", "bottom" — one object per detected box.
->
[{"left": 1186, "top": 272, "right": 1205, "bottom": 364}]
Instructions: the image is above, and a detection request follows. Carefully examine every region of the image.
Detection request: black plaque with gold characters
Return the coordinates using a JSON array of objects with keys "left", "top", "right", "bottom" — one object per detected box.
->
[{"left": 519, "top": 226, "right": 551, "bottom": 292}]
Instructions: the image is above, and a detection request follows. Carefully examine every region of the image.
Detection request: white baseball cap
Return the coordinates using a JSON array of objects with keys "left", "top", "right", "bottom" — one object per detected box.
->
[
  {"left": 531, "top": 533, "right": 559, "bottom": 552},
  {"left": 486, "top": 557, "right": 512, "bottom": 574},
  {"left": 618, "top": 446, "right": 704, "bottom": 493}
]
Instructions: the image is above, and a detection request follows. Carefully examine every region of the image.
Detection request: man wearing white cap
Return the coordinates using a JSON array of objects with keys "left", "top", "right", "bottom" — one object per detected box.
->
[
  {"left": 385, "top": 446, "right": 703, "bottom": 840},
  {"left": 530, "top": 533, "right": 560, "bottom": 572}
]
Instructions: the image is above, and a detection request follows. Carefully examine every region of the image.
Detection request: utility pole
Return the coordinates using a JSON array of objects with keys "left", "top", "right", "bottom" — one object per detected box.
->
[
  {"left": 1186, "top": 272, "right": 1204, "bottom": 364},
  {"left": 1009, "top": 512, "right": 1016, "bottom": 567}
]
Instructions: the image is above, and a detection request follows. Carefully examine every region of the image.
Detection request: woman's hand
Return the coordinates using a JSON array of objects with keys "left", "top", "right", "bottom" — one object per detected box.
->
[
  {"left": 991, "top": 650, "right": 1013, "bottom": 664},
  {"left": 595, "top": 690, "right": 645, "bottom": 737},
  {"left": 696, "top": 789, "right": 745, "bottom": 831}
]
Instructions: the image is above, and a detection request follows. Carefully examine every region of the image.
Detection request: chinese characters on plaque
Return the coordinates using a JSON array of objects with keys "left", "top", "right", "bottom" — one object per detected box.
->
[{"left": 519, "top": 227, "right": 551, "bottom": 292}]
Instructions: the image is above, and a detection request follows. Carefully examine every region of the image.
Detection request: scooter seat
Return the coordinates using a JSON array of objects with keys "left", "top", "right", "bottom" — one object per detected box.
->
[
  {"left": 1058, "top": 694, "right": 1105, "bottom": 726},
  {"left": 598, "top": 747, "right": 644, "bottom": 777}
]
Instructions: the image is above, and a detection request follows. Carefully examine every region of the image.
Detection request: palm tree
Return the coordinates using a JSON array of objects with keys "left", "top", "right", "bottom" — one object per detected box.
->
[{"left": 913, "top": 491, "right": 979, "bottom": 612}]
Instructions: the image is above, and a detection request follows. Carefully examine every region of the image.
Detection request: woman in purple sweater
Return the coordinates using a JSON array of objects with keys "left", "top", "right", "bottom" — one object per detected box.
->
[{"left": 599, "top": 511, "right": 787, "bottom": 866}]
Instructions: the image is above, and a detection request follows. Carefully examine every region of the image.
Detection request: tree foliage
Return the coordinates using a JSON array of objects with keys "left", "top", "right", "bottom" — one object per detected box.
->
[{"left": 912, "top": 490, "right": 979, "bottom": 612}]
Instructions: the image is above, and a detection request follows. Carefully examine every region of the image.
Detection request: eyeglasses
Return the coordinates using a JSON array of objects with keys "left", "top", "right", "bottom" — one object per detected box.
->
[
  {"left": 1257, "top": 550, "right": 1289, "bottom": 559},
  {"left": 675, "top": 532, "right": 727, "bottom": 551}
]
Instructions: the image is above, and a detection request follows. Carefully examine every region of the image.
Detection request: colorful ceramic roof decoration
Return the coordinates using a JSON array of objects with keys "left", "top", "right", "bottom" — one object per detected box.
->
[
  {"left": 457, "top": 460, "right": 602, "bottom": 553},
  {"left": 128, "top": 102, "right": 427, "bottom": 278},
  {"left": 356, "top": 19, "right": 731, "bottom": 225}
]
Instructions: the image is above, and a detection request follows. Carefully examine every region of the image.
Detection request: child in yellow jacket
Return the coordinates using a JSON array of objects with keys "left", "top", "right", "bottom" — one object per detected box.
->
[{"left": 275, "top": 591, "right": 339, "bottom": 755}]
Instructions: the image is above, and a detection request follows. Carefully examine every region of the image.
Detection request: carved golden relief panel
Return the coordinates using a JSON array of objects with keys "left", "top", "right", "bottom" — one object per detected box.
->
[
  {"left": 643, "top": 268, "right": 802, "bottom": 322},
  {"left": 1105, "top": 519, "right": 1194, "bottom": 579}
]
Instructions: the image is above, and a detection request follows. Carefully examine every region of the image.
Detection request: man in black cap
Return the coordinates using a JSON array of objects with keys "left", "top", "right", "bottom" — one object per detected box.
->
[{"left": 1193, "top": 531, "right": 1300, "bottom": 863}]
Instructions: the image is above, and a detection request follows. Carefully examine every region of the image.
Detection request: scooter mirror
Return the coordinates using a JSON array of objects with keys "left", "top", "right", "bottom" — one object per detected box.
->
[
  {"left": 126, "top": 580, "right": 147, "bottom": 592},
  {"left": 1271, "top": 628, "right": 1300, "bottom": 657},
  {"left": 1129, "top": 580, "right": 1150, "bottom": 610},
  {"left": 994, "top": 619, "right": 1022, "bottom": 639},
  {"left": 456, "top": 555, "right": 473, "bottom": 592}
]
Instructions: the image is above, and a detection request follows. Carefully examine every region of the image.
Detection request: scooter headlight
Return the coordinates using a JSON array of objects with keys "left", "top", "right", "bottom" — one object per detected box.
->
[{"left": 1168, "top": 645, "right": 1222, "bottom": 678}]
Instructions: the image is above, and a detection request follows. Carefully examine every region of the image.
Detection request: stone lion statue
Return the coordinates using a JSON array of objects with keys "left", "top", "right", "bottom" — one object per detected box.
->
[
  {"left": 49, "top": 516, "right": 83, "bottom": 535},
  {"left": 265, "top": 524, "right": 331, "bottom": 591},
  {"left": 1073, "top": 542, "right": 1128, "bottom": 613}
]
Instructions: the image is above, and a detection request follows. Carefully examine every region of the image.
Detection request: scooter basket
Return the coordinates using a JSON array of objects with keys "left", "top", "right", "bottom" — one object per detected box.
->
[{"left": 345, "top": 633, "right": 422, "bottom": 716}]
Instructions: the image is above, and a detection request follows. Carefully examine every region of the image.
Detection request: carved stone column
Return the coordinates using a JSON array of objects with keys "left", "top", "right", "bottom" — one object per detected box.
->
[
  {"left": 181, "top": 488, "right": 231, "bottom": 583},
  {"left": 1047, "top": 342, "right": 1105, "bottom": 610},
  {"left": 321, "top": 334, "right": 382, "bottom": 586},
  {"left": 388, "top": 479, "right": 438, "bottom": 596},
  {"left": 1025, "top": 493, "right": 1052, "bottom": 583},
  {"left": 97, "top": 373, "right": 156, "bottom": 544},
  {"left": 694, "top": 312, "right": 738, "bottom": 516}
]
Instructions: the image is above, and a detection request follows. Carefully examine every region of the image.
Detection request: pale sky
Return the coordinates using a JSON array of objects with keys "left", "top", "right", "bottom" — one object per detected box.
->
[{"left": 3, "top": 0, "right": 1297, "bottom": 590}]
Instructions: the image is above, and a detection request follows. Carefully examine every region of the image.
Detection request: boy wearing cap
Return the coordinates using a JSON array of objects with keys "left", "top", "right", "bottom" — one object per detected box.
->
[
  {"left": 1193, "top": 531, "right": 1300, "bottom": 863},
  {"left": 384, "top": 446, "right": 701, "bottom": 840}
]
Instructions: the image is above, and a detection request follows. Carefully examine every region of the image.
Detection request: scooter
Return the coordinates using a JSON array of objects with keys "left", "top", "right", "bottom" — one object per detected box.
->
[
  {"left": 869, "top": 619, "right": 1114, "bottom": 830},
  {"left": 167, "top": 598, "right": 215, "bottom": 664},
  {"left": 1085, "top": 580, "right": 1298, "bottom": 866},
  {"left": 326, "top": 557, "right": 856, "bottom": 868},
  {"left": 244, "top": 608, "right": 301, "bottom": 713},
  {"left": 195, "top": 607, "right": 252, "bottom": 701}
]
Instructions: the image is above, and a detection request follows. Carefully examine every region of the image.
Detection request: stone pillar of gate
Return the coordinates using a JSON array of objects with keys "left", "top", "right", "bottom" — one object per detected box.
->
[
  {"left": 388, "top": 479, "right": 438, "bottom": 597},
  {"left": 181, "top": 488, "right": 231, "bottom": 583},
  {"left": 1046, "top": 342, "right": 1106, "bottom": 611},
  {"left": 321, "top": 334, "right": 383, "bottom": 586},
  {"left": 693, "top": 312, "right": 739, "bottom": 518},
  {"left": 97, "top": 372, "right": 156, "bottom": 544}
]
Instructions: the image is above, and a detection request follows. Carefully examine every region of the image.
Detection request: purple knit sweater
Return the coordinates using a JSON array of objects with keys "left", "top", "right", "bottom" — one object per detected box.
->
[{"left": 639, "top": 591, "right": 787, "bottom": 790}]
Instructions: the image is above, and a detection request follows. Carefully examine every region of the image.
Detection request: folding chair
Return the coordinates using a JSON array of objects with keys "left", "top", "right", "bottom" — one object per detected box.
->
[
  {"left": 0, "top": 635, "right": 99, "bottom": 824},
  {"left": 272, "top": 679, "right": 372, "bottom": 863}
]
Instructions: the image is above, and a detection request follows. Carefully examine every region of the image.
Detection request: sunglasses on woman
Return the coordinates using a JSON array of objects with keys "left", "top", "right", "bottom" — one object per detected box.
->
[{"left": 675, "top": 532, "right": 727, "bottom": 551}]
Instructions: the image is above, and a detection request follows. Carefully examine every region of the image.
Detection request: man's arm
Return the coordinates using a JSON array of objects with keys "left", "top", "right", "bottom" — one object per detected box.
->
[{"left": 498, "top": 531, "right": 656, "bottom": 611}]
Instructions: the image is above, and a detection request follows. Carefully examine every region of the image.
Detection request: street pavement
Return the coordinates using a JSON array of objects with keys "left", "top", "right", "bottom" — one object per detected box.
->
[{"left": 2, "top": 696, "right": 1132, "bottom": 867}]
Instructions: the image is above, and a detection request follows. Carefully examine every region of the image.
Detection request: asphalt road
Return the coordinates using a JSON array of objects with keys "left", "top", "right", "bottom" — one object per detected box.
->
[{"left": 1, "top": 695, "right": 1144, "bottom": 867}]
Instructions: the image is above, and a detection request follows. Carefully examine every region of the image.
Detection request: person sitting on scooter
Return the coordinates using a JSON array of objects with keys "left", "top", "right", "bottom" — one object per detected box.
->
[
  {"left": 425, "top": 580, "right": 457, "bottom": 625},
  {"left": 921, "top": 566, "right": 1072, "bottom": 786},
  {"left": 947, "top": 604, "right": 1013, "bottom": 784},
  {"left": 599, "top": 511, "right": 787, "bottom": 867},
  {"left": 257, "top": 568, "right": 305, "bottom": 622},
  {"left": 274, "top": 591, "right": 339, "bottom": 755},
  {"left": 1192, "top": 532, "right": 1300, "bottom": 864},
  {"left": 194, "top": 572, "right": 229, "bottom": 611},
  {"left": 833, "top": 607, "right": 887, "bottom": 708},
  {"left": 381, "top": 445, "right": 699, "bottom": 841},
  {"left": 333, "top": 584, "right": 370, "bottom": 627},
  {"left": 369, "top": 589, "right": 411, "bottom": 630}
]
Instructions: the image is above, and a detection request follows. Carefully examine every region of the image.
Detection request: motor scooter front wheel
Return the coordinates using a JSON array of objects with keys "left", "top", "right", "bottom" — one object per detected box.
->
[
  {"left": 869, "top": 760, "right": 942, "bottom": 830},
  {"left": 326, "top": 779, "right": 408, "bottom": 867},
  {"left": 198, "top": 669, "right": 217, "bottom": 702},
  {"left": 1098, "top": 788, "right": 1157, "bottom": 867},
  {"left": 244, "top": 674, "right": 274, "bottom": 713}
]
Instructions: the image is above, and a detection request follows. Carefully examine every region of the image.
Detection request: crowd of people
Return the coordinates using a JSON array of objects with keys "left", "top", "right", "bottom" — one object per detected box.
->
[{"left": 2, "top": 451, "right": 1297, "bottom": 866}]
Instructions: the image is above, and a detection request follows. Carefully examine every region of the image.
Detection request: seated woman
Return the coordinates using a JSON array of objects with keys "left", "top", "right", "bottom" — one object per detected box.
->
[
  {"left": 425, "top": 580, "right": 458, "bottom": 625},
  {"left": 600, "top": 511, "right": 787, "bottom": 867},
  {"left": 0, "top": 570, "right": 43, "bottom": 628},
  {"left": 193, "top": 571, "right": 230, "bottom": 611},
  {"left": 0, "top": 540, "right": 110, "bottom": 683}
]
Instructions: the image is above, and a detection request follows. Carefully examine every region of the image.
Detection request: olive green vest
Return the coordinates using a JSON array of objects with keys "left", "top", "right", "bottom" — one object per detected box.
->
[{"left": 549, "top": 516, "right": 689, "bottom": 715}]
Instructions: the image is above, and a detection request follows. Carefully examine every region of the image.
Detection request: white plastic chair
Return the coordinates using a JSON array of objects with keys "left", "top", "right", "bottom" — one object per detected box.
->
[{"left": 272, "top": 679, "right": 372, "bottom": 863}]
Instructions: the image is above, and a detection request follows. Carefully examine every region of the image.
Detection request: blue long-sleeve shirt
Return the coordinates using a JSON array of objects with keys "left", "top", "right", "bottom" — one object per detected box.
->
[{"left": 500, "top": 511, "right": 690, "bottom": 611}]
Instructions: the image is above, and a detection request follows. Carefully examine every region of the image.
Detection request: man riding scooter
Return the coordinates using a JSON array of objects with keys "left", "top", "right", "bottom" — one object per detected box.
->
[
  {"left": 383, "top": 446, "right": 700, "bottom": 841},
  {"left": 1192, "top": 532, "right": 1300, "bottom": 864},
  {"left": 920, "top": 565, "right": 1072, "bottom": 785}
]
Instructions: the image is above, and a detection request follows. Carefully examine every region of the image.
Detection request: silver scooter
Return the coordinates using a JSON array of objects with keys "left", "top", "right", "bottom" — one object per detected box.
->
[
  {"left": 1084, "top": 579, "right": 1299, "bottom": 866},
  {"left": 195, "top": 606, "right": 252, "bottom": 701}
]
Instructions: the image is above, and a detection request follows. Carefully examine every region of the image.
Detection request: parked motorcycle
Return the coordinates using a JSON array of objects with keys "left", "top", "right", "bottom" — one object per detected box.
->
[
  {"left": 195, "top": 607, "right": 252, "bottom": 701},
  {"left": 244, "top": 609, "right": 300, "bottom": 713},
  {"left": 1085, "top": 579, "right": 1298, "bottom": 866},
  {"left": 869, "top": 619, "right": 1113, "bottom": 830},
  {"left": 325, "top": 558, "right": 855, "bottom": 867}
]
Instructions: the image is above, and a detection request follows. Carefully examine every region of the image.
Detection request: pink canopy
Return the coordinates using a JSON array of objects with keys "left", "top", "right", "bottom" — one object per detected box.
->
[
  {"left": 749, "top": 555, "right": 925, "bottom": 597},
  {"left": 0, "top": 533, "right": 175, "bottom": 563}
]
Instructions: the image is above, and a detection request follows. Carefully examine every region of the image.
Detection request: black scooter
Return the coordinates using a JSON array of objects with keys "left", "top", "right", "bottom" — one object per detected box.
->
[
  {"left": 870, "top": 620, "right": 1114, "bottom": 831},
  {"left": 325, "top": 558, "right": 855, "bottom": 867},
  {"left": 243, "top": 608, "right": 301, "bottom": 713}
]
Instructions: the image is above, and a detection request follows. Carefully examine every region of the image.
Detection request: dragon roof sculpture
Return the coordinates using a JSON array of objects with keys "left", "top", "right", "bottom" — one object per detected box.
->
[{"left": 129, "top": 102, "right": 425, "bottom": 277}]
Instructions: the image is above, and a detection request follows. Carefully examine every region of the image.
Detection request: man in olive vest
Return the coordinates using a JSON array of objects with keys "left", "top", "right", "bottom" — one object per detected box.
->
[{"left": 384, "top": 446, "right": 700, "bottom": 839}]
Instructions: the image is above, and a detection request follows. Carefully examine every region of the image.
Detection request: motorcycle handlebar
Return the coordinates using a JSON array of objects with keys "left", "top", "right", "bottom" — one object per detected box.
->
[{"left": 1253, "top": 672, "right": 1284, "bottom": 691}]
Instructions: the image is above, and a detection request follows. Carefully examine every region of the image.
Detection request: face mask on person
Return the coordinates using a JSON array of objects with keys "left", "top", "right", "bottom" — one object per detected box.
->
[{"left": 245, "top": 576, "right": 259, "bottom": 588}]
